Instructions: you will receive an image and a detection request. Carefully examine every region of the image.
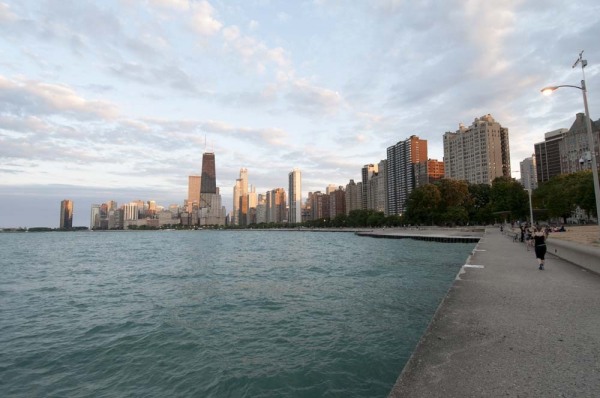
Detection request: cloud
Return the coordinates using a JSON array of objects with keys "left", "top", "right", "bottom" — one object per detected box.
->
[
  {"left": 190, "top": 0, "right": 223, "bottom": 36},
  {"left": 200, "top": 120, "right": 289, "bottom": 148},
  {"left": 0, "top": 2, "right": 17, "bottom": 22},
  {"left": 286, "top": 79, "right": 343, "bottom": 116},
  {"left": 222, "top": 25, "right": 291, "bottom": 73},
  {"left": 0, "top": 75, "right": 119, "bottom": 119},
  {"left": 108, "top": 62, "right": 201, "bottom": 94}
]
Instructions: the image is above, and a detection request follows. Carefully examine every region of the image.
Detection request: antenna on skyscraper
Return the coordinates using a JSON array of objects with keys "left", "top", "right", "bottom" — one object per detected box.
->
[{"left": 204, "top": 134, "right": 207, "bottom": 152}]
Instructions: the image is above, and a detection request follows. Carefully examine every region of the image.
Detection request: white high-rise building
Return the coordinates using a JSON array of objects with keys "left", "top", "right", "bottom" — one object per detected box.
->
[
  {"left": 520, "top": 155, "right": 538, "bottom": 191},
  {"left": 90, "top": 204, "right": 101, "bottom": 229},
  {"left": 443, "top": 114, "right": 511, "bottom": 185},
  {"left": 288, "top": 169, "right": 302, "bottom": 224},
  {"left": 233, "top": 168, "right": 249, "bottom": 226},
  {"left": 124, "top": 203, "right": 139, "bottom": 221}
]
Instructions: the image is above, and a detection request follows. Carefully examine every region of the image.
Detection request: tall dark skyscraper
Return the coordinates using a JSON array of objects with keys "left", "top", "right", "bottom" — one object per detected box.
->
[{"left": 200, "top": 152, "right": 216, "bottom": 194}]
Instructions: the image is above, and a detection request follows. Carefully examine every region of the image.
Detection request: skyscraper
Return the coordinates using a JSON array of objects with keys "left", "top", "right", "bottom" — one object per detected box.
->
[
  {"left": 187, "top": 175, "right": 201, "bottom": 212},
  {"left": 345, "top": 179, "right": 362, "bottom": 215},
  {"left": 361, "top": 164, "right": 378, "bottom": 209},
  {"left": 200, "top": 152, "right": 216, "bottom": 194},
  {"left": 386, "top": 135, "right": 428, "bottom": 215},
  {"left": 534, "top": 128, "right": 567, "bottom": 183},
  {"left": 288, "top": 168, "right": 302, "bottom": 224},
  {"left": 520, "top": 155, "right": 538, "bottom": 190},
  {"left": 233, "top": 168, "right": 249, "bottom": 226},
  {"left": 60, "top": 199, "right": 73, "bottom": 229},
  {"left": 199, "top": 151, "right": 225, "bottom": 226},
  {"left": 443, "top": 114, "right": 511, "bottom": 185}
]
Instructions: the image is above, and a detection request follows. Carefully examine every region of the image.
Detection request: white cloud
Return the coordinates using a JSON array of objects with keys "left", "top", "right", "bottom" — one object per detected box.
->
[
  {"left": 286, "top": 79, "right": 343, "bottom": 116},
  {"left": 222, "top": 25, "right": 292, "bottom": 74},
  {"left": 0, "top": 2, "right": 17, "bottom": 21},
  {"left": 0, "top": 75, "right": 119, "bottom": 119},
  {"left": 190, "top": 1, "right": 223, "bottom": 36}
]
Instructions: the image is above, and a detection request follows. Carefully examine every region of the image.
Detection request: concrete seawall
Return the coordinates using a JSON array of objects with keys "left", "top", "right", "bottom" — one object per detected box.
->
[
  {"left": 358, "top": 227, "right": 600, "bottom": 397},
  {"left": 547, "top": 238, "right": 600, "bottom": 275}
]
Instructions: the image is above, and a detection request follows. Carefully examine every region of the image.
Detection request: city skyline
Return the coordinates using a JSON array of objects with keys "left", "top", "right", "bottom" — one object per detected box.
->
[{"left": 1, "top": 1, "right": 599, "bottom": 227}]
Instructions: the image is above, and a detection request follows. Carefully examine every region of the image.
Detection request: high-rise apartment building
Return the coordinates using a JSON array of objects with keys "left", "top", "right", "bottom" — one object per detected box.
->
[
  {"left": 187, "top": 175, "right": 201, "bottom": 212},
  {"left": 534, "top": 128, "right": 568, "bottom": 183},
  {"left": 60, "top": 199, "right": 73, "bottom": 229},
  {"left": 345, "top": 179, "right": 362, "bottom": 215},
  {"left": 329, "top": 187, "right": 346, "bottom": 218},
  {"left": 520, "top": 155, "right": 538, "bottom": 191},
  {"left": 386, "top": 135, "right": 428, "bottom": 215},
  {"left": 266, "top": 188, "right": 286, "bottom": 224},
  {"left": 368, "top": 159, "right": 388, "bottom": 214},
  {"left": 310, "top": 191, "right": 328, "bottom": 221},
  {"left": 559, "top": 113, "right": 600, "bottom": 174},
  {"left": 288, "top": 169, "right": 302, "bottom": 224},
  {"left": 361, "top": 164, "right": 378, "bottom": 209},
  {"left": 90, "top": 204, "right": 101, "bottom": 229},
  {"left": 256, "top": 194, "right": 267, "bottom": 224},
  {"left": 443, "top": 114, "right": 510, "bottom": 185},
  {"left": 124, "top": 202, "right": 138, "bottom": 221},
  {"left": 415, "top": 159, "right": 445, "bottom": 187},
  {"left": 248, "top": 186, "right": 257, "bottom": 225},
  {"left": 534, "top": 114, "right": 600, "bottom": 184}
]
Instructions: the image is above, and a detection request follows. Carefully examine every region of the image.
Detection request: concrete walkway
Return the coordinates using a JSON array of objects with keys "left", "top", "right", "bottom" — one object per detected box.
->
[{"left": 389, "top": 227, "right": 600, "bottom": 397}]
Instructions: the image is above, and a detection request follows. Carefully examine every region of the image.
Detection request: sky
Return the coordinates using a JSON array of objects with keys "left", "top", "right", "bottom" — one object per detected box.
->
[{"left": 1, "top": 0, "right": 600, "bottom": 228}]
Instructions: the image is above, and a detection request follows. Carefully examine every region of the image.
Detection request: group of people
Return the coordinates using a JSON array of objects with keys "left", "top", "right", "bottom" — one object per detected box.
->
[{"left": 509, "top": 223, "right": 549, "bottom": 270}]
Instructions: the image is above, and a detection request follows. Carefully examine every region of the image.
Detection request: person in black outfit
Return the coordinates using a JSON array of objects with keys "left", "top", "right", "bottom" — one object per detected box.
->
[{"left": 533, "top": 226, "right": 548, "bottom": 270}]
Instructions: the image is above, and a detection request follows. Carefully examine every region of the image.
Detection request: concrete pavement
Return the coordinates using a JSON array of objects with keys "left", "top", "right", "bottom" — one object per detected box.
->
[{"left": 388, "top": 227, "right": 600, "bottom": 397}]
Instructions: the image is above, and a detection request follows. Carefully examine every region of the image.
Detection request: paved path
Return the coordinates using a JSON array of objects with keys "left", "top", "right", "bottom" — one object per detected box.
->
[{"left": 389, "top": 227, "right": 600, "bottom": 398}]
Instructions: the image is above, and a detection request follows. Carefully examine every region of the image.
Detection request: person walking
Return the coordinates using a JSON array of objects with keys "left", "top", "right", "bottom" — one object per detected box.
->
[{"left": 533, "top": 226, "right": 548, "bottom": 270}]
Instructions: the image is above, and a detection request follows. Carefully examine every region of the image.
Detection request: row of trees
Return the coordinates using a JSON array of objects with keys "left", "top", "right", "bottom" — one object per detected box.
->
[{"left": 405, "top": 171, "right": 597, "bottom": 226}]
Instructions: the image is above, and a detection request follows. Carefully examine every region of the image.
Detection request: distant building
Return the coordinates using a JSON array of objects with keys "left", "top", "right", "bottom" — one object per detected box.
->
[
  {"left": 387, "top": 135, "right": 428, "bottom": 215},
  {"left": 267, "top": 188, "right": 286, "bottom": 224},
  {"left": 534, "top": 128, "right": 567, "bottom": 183},
  {"left": 310, "top": 191, "right": 328, "bottom": 221},
  {"left": 361, "top": 164, "right": 378, "bottom": 209},
  {"left": 345, "top": 179, "right": 362, "bottom": 215},
  {"left": 124, "top": 202, "right": 139, "bottom": 221},
  {"left": 329, "top": 186, "right": 346, "bottom": 219},
  {"left": 520, "top": 155, "right": 538, "bottom": 190},
  {"left": 187, "top": 175, "right": 201, "bottom": 212},
  {"left": 256, "top": 194, "right": 267, "bottom": 224},
  {"left": 560, "top": 113, "right": 600, "bottom": 174},
  {"left": 288, "top": 169, "right": 302, "bottom": 224},
  {"left": 367, "top": 159, "right": 388, "bottom": 214},
  {"left": 443, "top": 114, "right": 510, "bottom": 185},
  {"left": 60, "top": 199, "right": 73, "bottom": 229},
  {"left": 90, "top": 204, "right": 101, "bottom": 229},
  {"left": 199, "top": 152, "right": 225, "bottom": 226},
  {"left": 233, "top": 168, "right": 248, "bottom": 226},
  {"left": 415, "top": 159, "right": 444, "bottom": 188}
]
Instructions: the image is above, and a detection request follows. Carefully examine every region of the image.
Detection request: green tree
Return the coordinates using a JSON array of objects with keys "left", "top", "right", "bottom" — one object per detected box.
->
[
  {"left": 405, "top": 184, "right": 441, "bottom": 225},
  {"left": 435, "top": 179, "right": 472, "bottom": 225},
  {"left": 467, "top": 183, "right": 493, "bottom": 224},
  {"left": 490, "top": 177, "right": 528, "bottom": 221}
]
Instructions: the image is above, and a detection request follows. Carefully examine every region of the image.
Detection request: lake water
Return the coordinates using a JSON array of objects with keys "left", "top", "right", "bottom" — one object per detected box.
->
[{"left": 0, "top": 230, "right": 475, "bottom": 397}]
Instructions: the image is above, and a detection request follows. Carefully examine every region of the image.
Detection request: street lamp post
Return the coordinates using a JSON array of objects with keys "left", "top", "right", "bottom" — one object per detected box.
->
[{"left": 542, "top": 51, "right": 600, "bottom": 237}]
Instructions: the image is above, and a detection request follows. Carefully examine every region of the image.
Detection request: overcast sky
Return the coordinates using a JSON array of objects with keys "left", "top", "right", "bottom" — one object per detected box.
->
[{"left": 1, "top": 0, "right": 599, "bottom": 228}]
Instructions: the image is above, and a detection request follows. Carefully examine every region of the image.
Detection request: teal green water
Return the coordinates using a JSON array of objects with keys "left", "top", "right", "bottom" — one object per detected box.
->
[{"left": 0, "top": 231, "right": 475, "bottom": 397}]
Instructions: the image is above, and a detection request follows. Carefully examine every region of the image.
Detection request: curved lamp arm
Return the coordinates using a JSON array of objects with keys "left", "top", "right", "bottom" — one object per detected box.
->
[{"left": 541, "top": 84, "right": 583, "bottom": 95}]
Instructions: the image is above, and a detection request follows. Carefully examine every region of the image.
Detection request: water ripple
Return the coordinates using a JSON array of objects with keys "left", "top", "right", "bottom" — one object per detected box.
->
[{"left": 0, "top": 230, "right": 474, "bottom": 397}]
